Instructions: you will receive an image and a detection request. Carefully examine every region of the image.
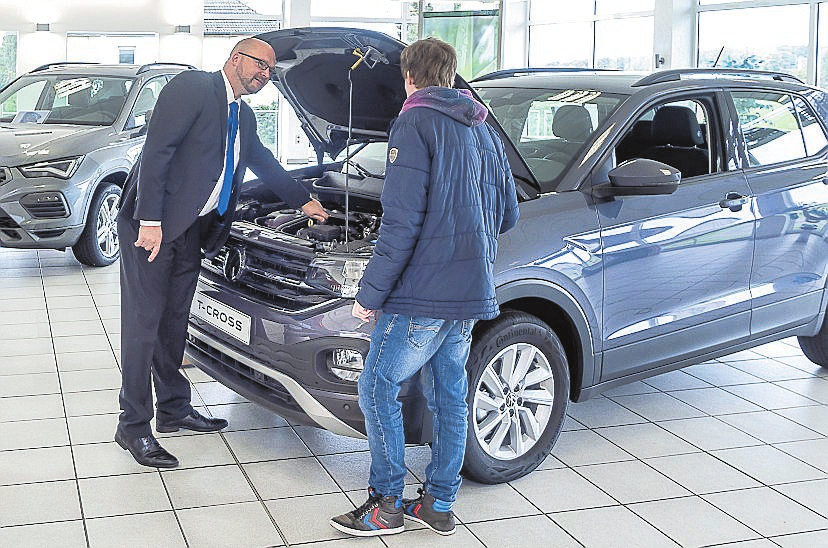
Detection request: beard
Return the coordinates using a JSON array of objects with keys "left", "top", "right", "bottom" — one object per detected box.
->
[{"left": 237, "top": 66, "right": 268, "bottom": 95}]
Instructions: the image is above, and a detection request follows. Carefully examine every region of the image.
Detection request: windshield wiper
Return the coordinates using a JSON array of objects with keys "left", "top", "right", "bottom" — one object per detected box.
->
[{"left": 345, "top": 158, "right": 382, "bottom": 179}]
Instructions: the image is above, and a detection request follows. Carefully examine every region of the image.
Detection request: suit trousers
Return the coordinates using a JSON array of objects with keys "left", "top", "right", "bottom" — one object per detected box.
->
[{"left": 117, "top": 215, "right": 209, "bottom": 438}]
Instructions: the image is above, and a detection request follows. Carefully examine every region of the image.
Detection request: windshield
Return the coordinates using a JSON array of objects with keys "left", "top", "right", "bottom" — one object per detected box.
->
[
  {"left": 476, "top": 86, "right": 627, "bottom": 190},
  {"left": 0, "top": 74, "right": 134, "bottom": 126}
]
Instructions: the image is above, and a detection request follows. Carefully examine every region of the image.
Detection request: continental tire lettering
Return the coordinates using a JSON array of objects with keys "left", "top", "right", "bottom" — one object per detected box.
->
[{"left": 496, "top": 326, "right": 541, "bottom": 347}]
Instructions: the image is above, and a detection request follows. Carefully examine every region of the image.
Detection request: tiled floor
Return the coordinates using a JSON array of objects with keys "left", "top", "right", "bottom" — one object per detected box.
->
[{"left": 2, "top": 247, "right": 828, "bottom": 547}]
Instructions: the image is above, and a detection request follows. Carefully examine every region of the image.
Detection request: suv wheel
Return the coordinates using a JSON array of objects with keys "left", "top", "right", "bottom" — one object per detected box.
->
[
  {"left": 797, "top": 320, "right": 828, "bottom": 368},
  {"left": 72, "top": 183, "right": 121, "bottom": 267},
  {"left": 462, "top": 311, "right": 569, "bottom": 483}
]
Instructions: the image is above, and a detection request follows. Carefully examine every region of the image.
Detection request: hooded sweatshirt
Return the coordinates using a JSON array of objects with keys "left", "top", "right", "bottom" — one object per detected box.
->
[{"left": 356, "top": 86, "right": 520, "bottom": 320}]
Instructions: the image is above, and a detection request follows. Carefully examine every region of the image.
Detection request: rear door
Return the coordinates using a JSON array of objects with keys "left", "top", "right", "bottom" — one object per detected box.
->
[
  {"left": 595, "top": 91, "right": 755, "bottom": 381},
  {"left": 728, "top": 89, "right": 828, "bottom": 336}
]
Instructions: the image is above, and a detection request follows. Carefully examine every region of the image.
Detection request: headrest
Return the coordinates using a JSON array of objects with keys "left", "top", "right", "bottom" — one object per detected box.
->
[
  {"left": 552, "top": 104, "right": 593, "bottom": 141},
  {"left": 630, "top": 120, "right": 654, "bottom": 144},
  {"left": 652, "top": 105, "right": 704, "bottom": 146},
  {"left": 67, "top": 89, "right": 90, "bottom": 107},
  {"left": 135, "top": 87, "right": 156, "bottom": 111}
]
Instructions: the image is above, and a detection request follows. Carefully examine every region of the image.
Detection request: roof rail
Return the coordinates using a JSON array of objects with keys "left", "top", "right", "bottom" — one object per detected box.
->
[
  {"left": 632, "top": 68, "right": 803, "bottom": 87},
  {"left": 31, "top": 62, "right": 99, "bottom": 72},
  {"left": 136, "top": 62, "right": 197, "bottom": 75},
  {"left": 472, "top": 67, "right": 618, "bottom": 82}
]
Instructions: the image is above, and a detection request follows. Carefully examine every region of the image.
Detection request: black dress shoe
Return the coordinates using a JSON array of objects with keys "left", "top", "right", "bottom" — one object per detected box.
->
[
  {"left": 156, "top": 409, "right": 229, "bottom": 433},
  {"left": 115, "top": 429, "right": 179, "bottom": 468}
]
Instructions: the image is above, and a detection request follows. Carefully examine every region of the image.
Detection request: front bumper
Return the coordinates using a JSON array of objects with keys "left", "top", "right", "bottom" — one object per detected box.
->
[
  {"left": 0, "top": 166, "right": 89, "bottom": 249},
  {"left": 185, "top": 273, "right": 431, "bottom": 442}
]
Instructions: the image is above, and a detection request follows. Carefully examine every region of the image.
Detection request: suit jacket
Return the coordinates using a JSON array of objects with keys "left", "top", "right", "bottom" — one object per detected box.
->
[{"left": 119, "top": 70, "right": 310, "bottom": 256}]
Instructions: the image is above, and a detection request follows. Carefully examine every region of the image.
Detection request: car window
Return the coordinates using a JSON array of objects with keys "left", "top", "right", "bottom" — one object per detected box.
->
[
  {"left": 792, "top": 96, "right": 828, "bottom": 156},
  {"left": 127, "top": 77, "right": 167, "bottom": 129},
  {"left": 0, "top": 79, "right": 47, "bottom": 120},
  {"left": 0, "top": 74, "right": 133, "bottom": 126},
  {"left": 615, "top": 97, "right": 717, "bottom": 179},
  {"left": 732, "top": 91, "right": 807, "bottom": 167},
  {"left": 476, "top": 86, "right": 626, "bottom": 191}
]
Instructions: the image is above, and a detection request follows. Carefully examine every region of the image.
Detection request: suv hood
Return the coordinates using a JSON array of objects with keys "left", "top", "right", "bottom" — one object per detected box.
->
[
  {"left": 256, "top": 27, "right": 407, "bottom": 159},
  {"left": 0, "top": 124, "right": 109, "bottom": 166}
]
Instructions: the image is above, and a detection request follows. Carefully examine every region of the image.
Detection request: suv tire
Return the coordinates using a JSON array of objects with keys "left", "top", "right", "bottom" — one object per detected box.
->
[
  {"left": 462, "top": 311, "right": 569, "bottom": 484},
  {"left": 72, "top": 183, "right": 121, "bottom": 267},
  {"left": 797, "top": 321, "right": 828, "bottom": 369}
]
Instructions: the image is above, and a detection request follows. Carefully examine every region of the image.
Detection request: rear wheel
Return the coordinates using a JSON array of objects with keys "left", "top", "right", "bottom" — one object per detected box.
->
[
  {"left": 72, "top": 183, "right": 121, "bottom": 267},
  {"left": 462, "top": 311, "right": 570, "bottom": 484},
  {"left": 797, "top": 320, "right": 828, "bottom": 368}
]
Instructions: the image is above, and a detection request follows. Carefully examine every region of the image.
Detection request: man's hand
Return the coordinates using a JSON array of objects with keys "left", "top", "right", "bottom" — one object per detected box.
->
[
  {"left": 352, "top": 301, "right": 375, "bottom": 323},
  {"left": 301, "top": 199, "right": 329, "bottom": 222},
  {"left": 135, "top": 225, "right": 162, "bottom": 262}
]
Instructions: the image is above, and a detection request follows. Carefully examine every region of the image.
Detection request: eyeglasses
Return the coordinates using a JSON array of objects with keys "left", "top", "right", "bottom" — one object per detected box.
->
[{"left": 238, "top": 52, "right": 275, "bottom": 74}]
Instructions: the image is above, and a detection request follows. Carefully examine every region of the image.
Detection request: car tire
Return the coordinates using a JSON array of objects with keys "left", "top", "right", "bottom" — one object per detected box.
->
[
  {"left": 462, "top": 311, "right": 570, "bottom": 484},
  {"left": 72, "top": 183, "right": 121, "bottom": 267},
  {"left": 797, "top": 320, "right": 828, "bottom": 368}
]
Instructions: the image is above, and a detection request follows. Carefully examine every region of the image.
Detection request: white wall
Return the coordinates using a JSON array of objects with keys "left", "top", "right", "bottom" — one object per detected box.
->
[{"left": 0, "top": 0, "right": 204, "bottom": 72}]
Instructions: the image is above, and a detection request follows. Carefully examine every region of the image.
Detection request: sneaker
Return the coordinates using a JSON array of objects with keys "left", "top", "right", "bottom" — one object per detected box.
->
[
  {"left": 403, "top": 488, "right": 456, "bottom": 535},
  {"left": 330, "top": 487, "right": 404, "bottom": 537}
]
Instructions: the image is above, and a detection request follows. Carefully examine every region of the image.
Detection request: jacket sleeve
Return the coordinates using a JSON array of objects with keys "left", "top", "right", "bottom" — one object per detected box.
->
[
  {"left": 242, "top": 106, "right": 311, "bottom": 209},
  {"left": 492, "top": 127, "right": 519, "bottom": 234},
  {"left": 356, "top": 118, "right": 429, "bottom": 310},
  {"left": 500, "top": 153, "right": 519, "bottom": 234},
  {"left": 133, "top": 71, "right": 205, "bottom": 222}
]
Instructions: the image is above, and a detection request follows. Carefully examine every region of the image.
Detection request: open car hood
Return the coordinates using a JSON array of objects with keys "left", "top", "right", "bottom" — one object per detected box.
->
[
  {"left": 255, "top": 27, "right": 539, "bottom": 193},
  {"left": 256, "top": 27, "right": 407, "bottom": 159}
]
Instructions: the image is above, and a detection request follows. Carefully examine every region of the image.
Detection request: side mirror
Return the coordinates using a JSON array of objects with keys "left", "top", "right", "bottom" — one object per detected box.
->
[{"left": 593, "top": 158, "right": 681, "bottom": 197}]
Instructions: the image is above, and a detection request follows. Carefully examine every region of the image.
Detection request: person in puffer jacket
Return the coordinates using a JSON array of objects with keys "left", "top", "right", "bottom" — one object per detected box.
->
[{"left": 330, "top": 37, "right": 519, "bottom": 538}]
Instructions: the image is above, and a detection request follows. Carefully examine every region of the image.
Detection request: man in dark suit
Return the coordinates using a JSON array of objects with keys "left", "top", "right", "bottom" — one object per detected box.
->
[{"left": 116, "top": 38, "right": 328, "bottom": 468}]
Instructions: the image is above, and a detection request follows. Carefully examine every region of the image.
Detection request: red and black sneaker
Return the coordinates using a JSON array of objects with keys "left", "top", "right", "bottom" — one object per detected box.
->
[
  {"left": 403, "top": 488, "right": 456, "bottom": 535},
  {"left": 330, "top": 487, "right": 404, "bottom": 537}
]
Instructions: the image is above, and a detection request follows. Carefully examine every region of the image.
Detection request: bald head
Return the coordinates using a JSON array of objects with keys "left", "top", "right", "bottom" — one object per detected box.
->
[{"left": 223, "top": 37, "right": 276, "bottom": 98}]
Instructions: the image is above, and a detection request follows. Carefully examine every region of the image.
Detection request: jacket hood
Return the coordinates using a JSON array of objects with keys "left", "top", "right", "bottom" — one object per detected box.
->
[{"left": 400, "top": 87, "right": 488, "bottom": 127}]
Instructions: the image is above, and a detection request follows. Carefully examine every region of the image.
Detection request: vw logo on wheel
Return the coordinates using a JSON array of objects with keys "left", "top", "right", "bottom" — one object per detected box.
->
[{"left": 222, "top": 247, "right": 247, "bottom": 283}]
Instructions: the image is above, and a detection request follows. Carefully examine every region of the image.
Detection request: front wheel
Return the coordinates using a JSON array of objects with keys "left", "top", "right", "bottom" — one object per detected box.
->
[
  {"left": 72, "top": 183, "right": 121, "bottom": 267},
  {"left": 462, "top": 311, "right": 570, "bottom": 484},
  {"left": 797, "top": 319, "right": 828, "bottom": 369}
]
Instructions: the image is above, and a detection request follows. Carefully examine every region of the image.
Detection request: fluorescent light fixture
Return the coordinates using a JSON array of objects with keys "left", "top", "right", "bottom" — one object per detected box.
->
[{"left": 36, "top": 23, "right": 50, "bottom": 32}]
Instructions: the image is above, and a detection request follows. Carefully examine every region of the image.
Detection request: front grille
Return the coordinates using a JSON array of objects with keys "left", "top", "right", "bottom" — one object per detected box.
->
[
  {"left": 33, "top": 229, "right": 66, "bottom": 239},
  {"left": 0, "top": 208, "right": 19, "bottom": 229},
  {"left": 202, "top": 235, "right": 335, "bottom": 313},
  {"left": 187, "top": 333, "right": 301, "bottom": 411}
]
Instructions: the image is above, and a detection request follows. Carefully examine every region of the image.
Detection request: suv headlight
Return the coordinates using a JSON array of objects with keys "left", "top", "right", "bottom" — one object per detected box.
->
[
  {"left": 305, "top": 255, "right": 370, "bottom": 298},
  {"left": 18, "top": 156, "right": 84, "bottom": 179}
]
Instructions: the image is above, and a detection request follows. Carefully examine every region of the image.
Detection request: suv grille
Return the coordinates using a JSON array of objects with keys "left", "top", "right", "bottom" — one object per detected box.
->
[
  {"left": 20, "top": 193, "right": 69, "bottom": 218},
  {"left": 202, "top": 236, "right": 335, "bottom": 313}
]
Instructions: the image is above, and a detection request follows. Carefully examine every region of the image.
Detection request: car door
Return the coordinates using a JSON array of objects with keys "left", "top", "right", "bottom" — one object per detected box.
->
[
  {"left": 728, "top": 89, "right": 828, "bottom": 337},
  {"left": 595, "top": 91, "right": 755, "bottom": 381}
]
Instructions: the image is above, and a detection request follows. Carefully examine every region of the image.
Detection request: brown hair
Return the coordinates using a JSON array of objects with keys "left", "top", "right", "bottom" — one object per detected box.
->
[{"left": 400, "top": 37, "right": 457, "bottom": 89}]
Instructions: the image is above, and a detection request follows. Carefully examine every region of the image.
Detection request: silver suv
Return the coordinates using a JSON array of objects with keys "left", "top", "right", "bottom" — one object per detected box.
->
[{"left": 0, "top": 62, "right": 192, "bottom": 266}]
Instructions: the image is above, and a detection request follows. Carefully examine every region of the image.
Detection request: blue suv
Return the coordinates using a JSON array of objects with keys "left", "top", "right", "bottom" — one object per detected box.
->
[{"left": 185, "top": 28, "right": 828, "bottom": 483}]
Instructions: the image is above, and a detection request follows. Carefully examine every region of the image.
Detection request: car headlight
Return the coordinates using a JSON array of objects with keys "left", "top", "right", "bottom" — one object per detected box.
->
[
  {"left": 18, "top": 156, "right": 84, "bottom": 179},
  {"left": 305, "top": 255, "right": 370, "bottom": 298}
]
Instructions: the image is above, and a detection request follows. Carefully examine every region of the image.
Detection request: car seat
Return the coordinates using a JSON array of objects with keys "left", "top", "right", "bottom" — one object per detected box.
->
[
  {"left": 638, "top": 105, "right": 709, "bottom": 178},
  {"left": 549, "top": 104, "right": 594, "bottom": 158}
]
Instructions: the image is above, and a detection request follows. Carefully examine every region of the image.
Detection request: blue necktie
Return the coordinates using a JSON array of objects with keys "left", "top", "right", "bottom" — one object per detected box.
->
[{"left": 217, "top": 101, "right": 239, "bottom": 216}]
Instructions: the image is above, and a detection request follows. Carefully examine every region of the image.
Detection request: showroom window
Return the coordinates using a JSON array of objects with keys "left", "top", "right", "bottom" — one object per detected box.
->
[
  {"left": 529, "top": 0, "right": 654, "bottom": 70},
  {"left": 0, "top": 31, "right": 17, "bottom": 89}
]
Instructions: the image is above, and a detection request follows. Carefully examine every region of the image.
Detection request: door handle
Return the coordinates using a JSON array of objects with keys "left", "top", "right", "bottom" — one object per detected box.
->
[{"left": 719, "top": 193, "right": 748, "bottom": 212}]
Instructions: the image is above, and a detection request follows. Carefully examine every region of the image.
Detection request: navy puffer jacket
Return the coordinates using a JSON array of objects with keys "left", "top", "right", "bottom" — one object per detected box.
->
[{"left": 355, "top": 86, "right": 519, "bottom": 320}]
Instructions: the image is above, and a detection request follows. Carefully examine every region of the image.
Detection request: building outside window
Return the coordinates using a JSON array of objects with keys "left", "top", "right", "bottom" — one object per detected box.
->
[
  {"left": 119, "top": 47, "right": 135, "bottom": 64},
  {"left": 0, "top": 31, "right": 16, "bottom": 89},
  {"left": 528, "top": 0, "right": 654, "bottom": 71}
]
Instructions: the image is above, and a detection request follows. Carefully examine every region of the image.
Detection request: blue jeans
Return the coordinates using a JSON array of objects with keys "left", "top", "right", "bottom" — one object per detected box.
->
[{"left": 358, "top": 313, "right": 474, "bottom": 505}]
